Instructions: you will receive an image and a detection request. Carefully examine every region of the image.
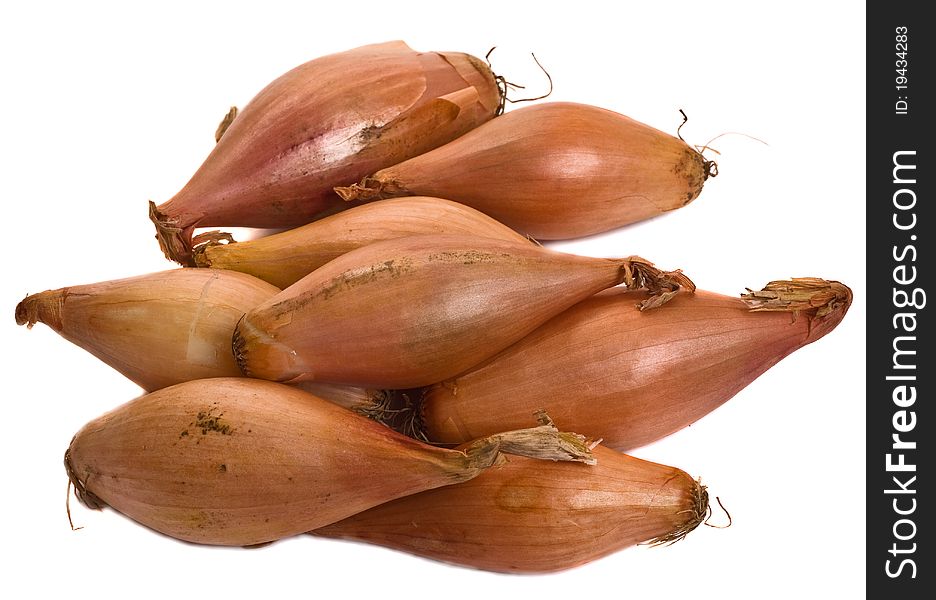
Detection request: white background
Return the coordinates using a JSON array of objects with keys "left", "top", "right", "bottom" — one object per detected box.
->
[{"left": 1, "top": 1, "right": 865, "bottom": 598}]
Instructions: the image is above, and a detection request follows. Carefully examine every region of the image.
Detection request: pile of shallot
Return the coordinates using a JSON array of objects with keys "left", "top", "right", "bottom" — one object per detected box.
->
[{"left": 16, "top": 41, "right": 851, "bottom": 574}]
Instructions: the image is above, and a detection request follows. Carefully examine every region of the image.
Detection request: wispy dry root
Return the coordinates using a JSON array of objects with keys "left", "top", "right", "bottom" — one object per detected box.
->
[
  {"left": 64, "top": 446, "right": 107, "bottom": 523},
  {"left": 645, "top": 478, "right": 710, "bottom": 547}
]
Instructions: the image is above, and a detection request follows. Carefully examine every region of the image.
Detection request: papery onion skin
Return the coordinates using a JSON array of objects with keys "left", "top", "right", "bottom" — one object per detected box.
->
[
  {"left": 336, "top": 102, "right": 716, "bottom": 239},
  {"left": 233, "top": 234, "right": 691, "bottom": 389},
  {"left": 315, "top": 445, "right": 707, "bottom": 574},
  {"left": 193, "top": 197, "right": 530, "bottom": 289},
  {"left": 65, "top": 378, "right": 595, "bottom": 547},
  {"left": 420, "top": 278, "right": 852, "bottom": 451},
  {"left": 15, "top": 269, "right": 279, "bottom": 392},
  {"left": 290, "top": 381, "right": 387, "bottom": 415},
  {"left": 151, "top": 41, "right": 501, "bottom": 266}
]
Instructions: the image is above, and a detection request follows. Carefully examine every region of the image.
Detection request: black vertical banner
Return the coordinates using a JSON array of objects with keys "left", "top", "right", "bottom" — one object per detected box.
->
[{"left": 867, "top": 3, "right": 932, "bottom": 596}]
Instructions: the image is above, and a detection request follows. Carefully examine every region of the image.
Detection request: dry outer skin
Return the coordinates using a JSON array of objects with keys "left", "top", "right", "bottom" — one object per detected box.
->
[
  {"left": 420, "top": 279, "right": 852, "bottom": 450},
  {"left": 14, "top": 269, "right": 392, "bottom": 414},
  {"left": 315, "top": 445, "right": 707, "bottom": 573},
  {"left": 151, "top": 41, "right": 501, "bottom": 266},
  {"left": 65, "top": 378, "right": 595, "bottom": 546},
  {"left": 193, "top": 197, "right": 531, "bottom": 288},
  {"left": 233, "top": 234, "right": 691, "bottom": 389},
  {"left": 336, "top": 102, "right": 716, "bottom": 239},
  {"left": 14, "top": 269, "right": 279, "bottom": 391}
]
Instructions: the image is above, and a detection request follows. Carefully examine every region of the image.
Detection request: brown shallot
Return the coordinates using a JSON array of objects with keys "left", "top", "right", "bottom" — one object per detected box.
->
[
  {"left": 15, "top": 269, "right": 279, "bottom": 392},
  {"left": 233, "top": 234, "right": 692, "bottom": 389},
  {"left": 150, "top": 41, "right": 501, "bottom": 266},
  {"left": 194, "top": 197, "right": 530, "bottom": 288},
  {"left": 336, "top": 102, "right": 717, "bottom": 239},
  {"left": 315, "top": 445, "right": 708, "bottom": 573},
  {"left": 419, "top": 278, "right": 852, "bottom": 450},
  {"left": 64, "top": 378, "right": 595, "bottom": 546}
]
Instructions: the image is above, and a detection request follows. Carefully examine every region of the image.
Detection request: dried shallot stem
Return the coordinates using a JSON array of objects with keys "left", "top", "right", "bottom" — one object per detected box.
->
[
  {"left": 149, "top": 200, "right": 196, "bottom": 266},
  {"left": 741, "top": 277, "right": 851, "bottom": 318},
  {"left": 334, "top": 176, "right": 394, "bottom": 202},
  {"left": 618, "top": 256, "right": 695, "bottom": 311}
]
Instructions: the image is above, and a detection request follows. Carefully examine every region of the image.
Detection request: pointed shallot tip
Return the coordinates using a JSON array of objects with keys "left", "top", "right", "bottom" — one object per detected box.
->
[
  {"left": 15, "top": 291, "right": 63, "bottom": 330},
  {"left": 477, "top": 421, "right": 597, "bottom": 465},
  {"left": 14, "top": 295, "right": 34, "bottom": 327},
  {"left": 192, "top": 230, "right": 237, "bottom": 249},
  {"left": 741, "top": 277, "right": 853, "bottom": 318},
  {"left": 619, "top": 257, "right": 695, "bottom": 311},
  {"left": 149, "top": 200, "right": 196, "bottom": 267},
  {"left": 215, "top": 106, "right": 239, "bottom": 143},
  {"left": 645, "top": 478, "right": 711, "bottom": 547},
  {"left": 191, "top": 230, "right": 238, "bottom": 268},
  {"left": 528, "top": 411, "right": 598, "bottom": 463},
  {"left": 192, "top": 246, "right": 211, "bottom": 268},
  {"left": 334, "top": 178, "right": 384, "bottom": 203}
]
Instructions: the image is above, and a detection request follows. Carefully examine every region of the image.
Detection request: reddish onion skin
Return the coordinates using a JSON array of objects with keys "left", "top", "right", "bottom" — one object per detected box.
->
[
  {"left": 233, "top": 234, "right": 690, "bottom": 389},
  {"left": 420, "top": 279, "right": 852, "bottom": 451},
  {"left": 336, "top": 102, "right": 716, "bottom": 239},
  {"left": 315, "top": 445, "right": 707, "bottom": 573},
  {"left": 151, "top": 41, "right": 501, "bottom": 266},
  {"left": 65, "top": 378, "right": 594, "bottom": 546}
]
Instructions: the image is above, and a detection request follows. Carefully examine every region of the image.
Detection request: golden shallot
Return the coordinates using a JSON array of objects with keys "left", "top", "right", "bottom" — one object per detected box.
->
[
  {"left": 193, "top": 197, "right": 530, "bottom": 288},
  {"left": 315, "top": 445, "right": 708, "bottom": 573},
  {"left": 150, "top": 41, "right": 501, "bottom": 266},
  {"left": 419, "top": 278, "right": 852, "bottom": 450},
  {"left": 15, "top": 269, "right": 278, "bottom": 391},
  {"left": 233, "top": 234, "right": 692, "bottom": 388},
  {"left": 336, "top": 102, "right": 716, "bottom": 239},
  {"left": 65, "top": 378, "right": 595, "bottom": 546}
]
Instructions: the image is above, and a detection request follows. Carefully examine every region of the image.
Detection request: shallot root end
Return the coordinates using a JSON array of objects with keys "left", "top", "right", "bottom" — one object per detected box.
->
[
  {"left": 64, "top": 446, "right": 107, "bottom": 514},
  {"left": 353, "top": 390, "right": 425, "bottom": 440},
  {"left": 645, "top": 478, "right": 710, "bottom": 547}
]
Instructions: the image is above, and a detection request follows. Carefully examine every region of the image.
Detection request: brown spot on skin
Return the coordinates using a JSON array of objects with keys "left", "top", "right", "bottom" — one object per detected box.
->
[
  {"left": 195, "top": 407, "right": 234, "bottom": 435},
  {"left": 427, "top": 250, "right": 514, "bottom": 265},
  {"left": 267, "top": 256, "right": 416, "bottom": 313}
]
